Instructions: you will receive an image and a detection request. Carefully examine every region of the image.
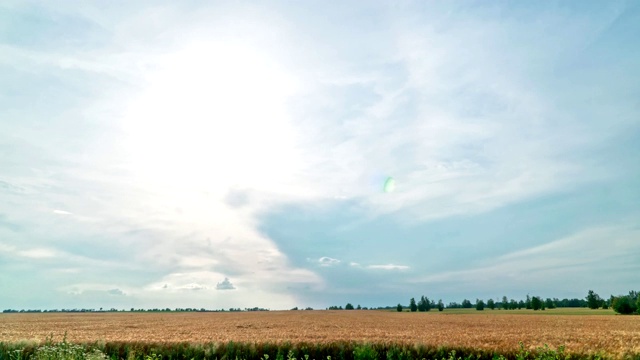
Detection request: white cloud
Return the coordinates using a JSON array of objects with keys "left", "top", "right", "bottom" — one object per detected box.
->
[
  {"left": 61, "top": 283, "right": 130, "bottom": 296},
  {"left": 17, "top": 248, "right": 57, "bottom": 259},
  {"left": 53, "top": 209, "right": 73, "bottom": 215},
  {"left": 216, "top": 278, "right": 235, "bottom": 290},
  {"left": 318, "top": 257, "right": 341, "bottom": 267},
  {"left": 183, "top": 283, "right": 207, "bottom": 291},
  {"left": 368, "top": 264, "right": 409, "bottom": 271}
]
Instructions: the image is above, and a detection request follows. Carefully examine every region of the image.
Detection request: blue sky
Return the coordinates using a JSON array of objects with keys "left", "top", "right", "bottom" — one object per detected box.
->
[{"left": 1, "top": 1, "right": 639, "bottom": 310}]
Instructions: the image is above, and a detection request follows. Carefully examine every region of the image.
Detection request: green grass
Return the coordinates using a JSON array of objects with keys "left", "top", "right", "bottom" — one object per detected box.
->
[{"left": 0, "top": 340, "right": 630, "bottom": 360}]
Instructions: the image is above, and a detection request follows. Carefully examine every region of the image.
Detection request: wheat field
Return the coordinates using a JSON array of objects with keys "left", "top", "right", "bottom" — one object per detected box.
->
[{"left": 1, "top": 310, "right": 638, "bottom": 357}]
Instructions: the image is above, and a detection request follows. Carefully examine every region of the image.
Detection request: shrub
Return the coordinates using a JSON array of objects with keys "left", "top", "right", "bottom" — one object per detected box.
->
[
  {"left": 612, "top": 296, "right": 635, "bottom": 315},
  {"left": 353, "top": 344, "right": 378, "bottom": 360}
]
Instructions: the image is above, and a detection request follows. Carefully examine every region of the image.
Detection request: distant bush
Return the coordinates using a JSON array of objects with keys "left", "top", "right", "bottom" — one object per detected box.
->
[{"left": 612, "top": 296, "right": 636, "bottom": 315}]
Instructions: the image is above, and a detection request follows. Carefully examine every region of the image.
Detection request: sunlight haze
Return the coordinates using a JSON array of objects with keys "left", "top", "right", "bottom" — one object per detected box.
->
[{"left": 0, "top": 1, "right": 639, "bottom": 311}]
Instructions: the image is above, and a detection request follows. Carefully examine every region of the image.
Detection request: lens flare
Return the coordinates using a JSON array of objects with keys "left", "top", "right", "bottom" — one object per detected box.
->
[{"left": 383, "top": 177, "right": 396, "bottom": 193}]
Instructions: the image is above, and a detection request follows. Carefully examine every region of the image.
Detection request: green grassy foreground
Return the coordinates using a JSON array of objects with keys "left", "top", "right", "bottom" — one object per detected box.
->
[{"left": 0, "top": 338, "right": 631, "bottom": 360}]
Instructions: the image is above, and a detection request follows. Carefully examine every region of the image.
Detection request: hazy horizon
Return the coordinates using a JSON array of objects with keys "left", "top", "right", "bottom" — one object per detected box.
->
[{"left": 1, "top": 1, "right": 639, "bottom": 311}]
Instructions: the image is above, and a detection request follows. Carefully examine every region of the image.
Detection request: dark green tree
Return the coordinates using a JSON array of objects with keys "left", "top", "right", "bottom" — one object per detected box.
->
[
  {"left": 612, "top": 296, "right": 634, "bottom": 314},
  {"left": 531, "top": 296, "right": 542, "bottom": 311},
  {"left": 502, "top": 296, "right": 508, "bottom": 310},
  {"left": 462, "top": 299, "right": 472, "bottom": 308},
  {"left": 525, "top": 295, "right": 532, "bottom": 309},
  {"left": 437, "top": 299, "right": 444, "bottom": 311},
  {"left": 518, "top": 300, "right": 525, "bottom": 309},
  {"left": 475, "top": 299, "right": 485, "bottom": 311},
  {"left": 410, "top": 298, "right": 418, "bottom": 312},
  {"left": 545, "top": 298, "right": 556, "bottom": 309},
  {"left": 509, "top": 299, "right": 518, "bottom": 310},
  {"left": 396, "top": 303, "right": 403, "bottom": 312},
  {"left": 345, "top": 303, "right": 354, "bottom": 310},
  {"left": 487, "top": 299, "right": 495, "bottom": 310},
  {"left": 418, "top": 296, "right": 430, "bottom": 312},
  {"left": 586, "top": 290, "right": 601, "bottom": 309},
  {"left": 357, "top": 304, "right": 361, "bottom": 310}
]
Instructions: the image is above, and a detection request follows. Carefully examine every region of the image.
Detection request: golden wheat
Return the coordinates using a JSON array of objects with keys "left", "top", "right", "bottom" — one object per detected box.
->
[{"left": 1, "top": 311, "right": 638, "bottom": 357}]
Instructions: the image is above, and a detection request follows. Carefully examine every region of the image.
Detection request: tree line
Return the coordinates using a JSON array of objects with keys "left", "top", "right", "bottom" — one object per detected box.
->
[
  {"left": 3, "top": 290, "right": 638, "bottom": 315},
  {"left": 397, "top": 290, "right": 639, "bottom": 314},
  {"left": 2, "top": 307, "right": 270, "bottom": 313}
]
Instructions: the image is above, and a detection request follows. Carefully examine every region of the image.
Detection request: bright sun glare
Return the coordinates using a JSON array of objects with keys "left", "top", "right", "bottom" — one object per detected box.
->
[{"left": 122, "top": 42, "right": 300, "bottom": 199}]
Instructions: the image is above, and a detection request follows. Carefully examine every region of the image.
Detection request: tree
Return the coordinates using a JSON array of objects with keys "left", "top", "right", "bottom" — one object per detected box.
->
[
  {"left": 545, "top": 298, "right": 555, "bottom": 309},
  {"left": 487, "top": 299, "right": 495, "bottom": 310},
  {"left": 462, "top": 299, "right": 472, "bottom": 308},
  {"left": 410, "top": 298, "right": 418, "bottom": 312},
  {"left": 396, "top": 303, "right": 403, "bottom": 312},
  {"left": 517, "top": 300, "right": 525, "bottom": 309},
  {"left": 418, "top": 296, "right": 429, "bottom": 312},
  {"left": 525, "top": 295, "right": 532, "bottom": 309},
  {"left": 586, "top": 290, "right": 601, "bottom": 309},
  {"left": 476, "top": 299, "right": 485, "bottom": 311},
  {"left": 345, "top": 303, "right": 354, "bottom": 310},
  {"left": 509, "top": 299, "right": 517, "bottom": 310},
  {"left": 502, "top": 296, "right": 508, "bottom": 310},
  {"left": 437, "top": 299, "right": 444, "bottom": 312},
  {"left": 357, "top": 304, "right": 361, "bottom": 310},
  {"left": 531, "top": 296, "right": 542, "bottom": 311},
  {"left": 612, "top": 296, "right": 635, "bottom": 315}
]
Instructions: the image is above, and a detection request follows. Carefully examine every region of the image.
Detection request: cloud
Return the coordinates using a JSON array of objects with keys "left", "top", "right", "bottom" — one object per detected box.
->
[
  {"left": 61, "top": 284, "right": 130, "bottom": 297},
  {"left": 318, "top": 257, "right": 341, "bottom": 267},
  {"left": 367, "top": 264, "right": 409, "bottom": 271},
  {"left": 182, "top": 283, "right": 206, "bottom": 291},
  {"left": 0, "top": 1, "right": 637, "bottom": 310},
  {"left": 107, "top": 288, "right": 125, "bottom": 296},
  {"left": 411, "top": 223, "right": 640, "bottom": 296},
  {"left": 216, "top": 277, "right": 235, "bottom": 290},
  {"left": 17, "top": 248, "right": 57, "bottom": 259}
]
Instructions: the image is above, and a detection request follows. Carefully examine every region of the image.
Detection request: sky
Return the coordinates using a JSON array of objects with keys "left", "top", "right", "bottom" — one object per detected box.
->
[{"left": 0, "top": 1, "right": 639, "bottom": 311}]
